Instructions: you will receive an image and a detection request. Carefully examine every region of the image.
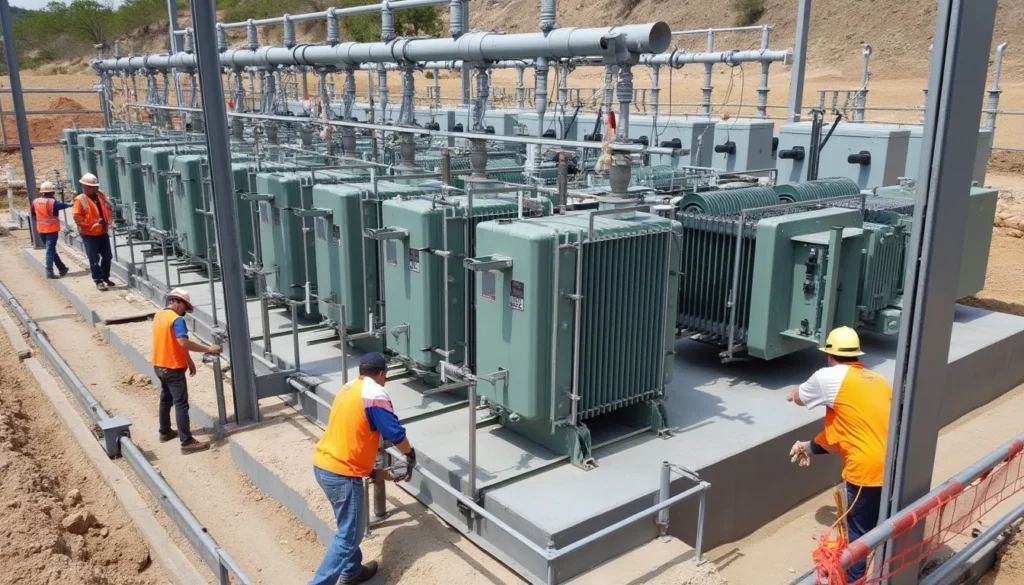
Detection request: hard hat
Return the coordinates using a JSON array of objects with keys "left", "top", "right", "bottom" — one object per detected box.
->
[
  {"left": 80, "top": 173, "right": 99, "bottom": 187},
  {"left": 39, "top": 181, "right": 55, "bottom": 193},
  {"left": 165, "top": 288, "right": 194, "bottom": 312},
  {"left": 820, "top": 326, "right": 864, "bottom": 357}
]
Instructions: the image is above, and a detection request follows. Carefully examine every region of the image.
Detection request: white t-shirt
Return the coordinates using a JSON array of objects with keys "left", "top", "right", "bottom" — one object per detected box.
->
[{"left": 797, "top": 365, "right": 851, "bottom": 409}]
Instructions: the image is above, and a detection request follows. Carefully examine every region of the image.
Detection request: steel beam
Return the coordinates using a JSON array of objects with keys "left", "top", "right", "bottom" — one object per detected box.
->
[
  {"left": 0, "top": 0, "right": 42, "bottom": 249},
  {"left": 879, "top": 0, "right": 997, "bottom": 583},
  {"left": 189, "top": 0, "right": 259, "bottom": 425},
  {"left": 786, "top": 0, "right": 811, "bottom": 122}
]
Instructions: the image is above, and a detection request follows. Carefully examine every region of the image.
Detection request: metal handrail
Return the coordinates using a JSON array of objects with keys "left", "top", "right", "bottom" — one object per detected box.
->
[{"left": 0, "top": 279, "right": 254, "bottom": 585}]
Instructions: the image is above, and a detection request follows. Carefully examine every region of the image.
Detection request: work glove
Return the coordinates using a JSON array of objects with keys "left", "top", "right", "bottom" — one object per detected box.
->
[
  {"left": 403, "top": 448, "right": 417, "bottom": 481},
  {"left": 790, "top": 441, "right": 812, "bottom": 467}
]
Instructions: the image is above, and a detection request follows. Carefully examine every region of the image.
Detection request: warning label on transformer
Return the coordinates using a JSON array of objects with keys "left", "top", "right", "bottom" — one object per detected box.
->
[
  {"left": 510, "top": 280, "right": 525, "bottom": 311},
  {"left": 332, "top": 225, "right": 341, "bottom": 247},
  {"left": 481, "top": 272, "right": 496, "bottom": 300},
  {"left": 409, "top": 249, "right": 420, "bottom": 273}
]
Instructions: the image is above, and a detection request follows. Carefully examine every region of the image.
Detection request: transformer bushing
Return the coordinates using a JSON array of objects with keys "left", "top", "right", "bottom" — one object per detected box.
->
[
  {"left": 341, "top": 69, "right": 357, "bottom": 156},
  {"left": 326, "top": 9, "right": 340, "bottom": 46},
  {"left": 515, "top": 65, "right": 525, "bottom": 109},
  {"left": 398, "top": 134, "right": 418, "bottom": 171},
  {"left": 400, "top": 67, "right": 416, "bottom": 127},
  {"left": 540, "top": 0, "right": 557, "bottom": 34},
  {"left": 381, "top": 2, "right": 396, "bottom": 43},
  {"left": 472, "top": 67, "right": 489, "bottom": 131},
  {"left": 534, "top": 56, "right": 549, "bottom": 168},
  {"left": 113, "top": 40, "right": 121, "bottom": 59},
  {"left": 615, "top": 64, "right": 633, "bottom": 140},
  {"left": 216, "top": 24, "right": 228, "bottom": 52},
  {"left": 756, "top": 26, "right": 771, "bottom": 119},
  {"left": 377, "top": 67, "right": 388, "bottom": 122},
  {"left": 283, "top": 15, "right": 296, "bottom": 49},
  {"left": 650, "top": 63, "right": 661, "bottom": 117},
  {"left": 603, "top": 64, "right": 616, "bottom": 110},
  {"left": 300, "top": 125, "right": 313, "bottom": 147},
  {"left": 449, "top": 0, "right": 463, "bottom": 38},
  {"left": 246, "top": 20, "right": 258, "bottom": 52},
  {"left": 183, "top": 28, "right": 195, "bottom": 53},
  {"left": 469, "top": 139, "right": 488, "bottom": 180},
  {"left": 265, "top": 121, "right": 279, "bottom": 144}
]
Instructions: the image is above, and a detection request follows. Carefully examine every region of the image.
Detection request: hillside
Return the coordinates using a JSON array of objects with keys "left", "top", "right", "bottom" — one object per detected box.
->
[{"left": 462, "top": 0, "right": 1024, "bottom": 80}]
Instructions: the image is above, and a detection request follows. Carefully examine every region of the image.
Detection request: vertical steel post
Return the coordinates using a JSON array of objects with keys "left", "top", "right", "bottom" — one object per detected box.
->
[
  {"left": 879, "top": 1, "right": 997, "bottom": 583},
  {"left": 0, "top": 0, "right": 42, "bottom": 248},
  {"left": 189, "top": 0, "right": 259, "bottom": 425},
  {"left": 657, "top": 462, "right": 670, "bottom": 540},
  {"left": 787, "top": 0, "right": 811, "bottom": 122},
  {"left": 0, "top": 94, "right": 7, "bottom": 147},
  {"left": 756, "top": 26, "right": 771, "bottom": 118},
  {"left": 167, "top": 0, "right": 181, "bottom": 53},
  {"left": 855, "top": 45, "right": 872, "bottom": 122}
]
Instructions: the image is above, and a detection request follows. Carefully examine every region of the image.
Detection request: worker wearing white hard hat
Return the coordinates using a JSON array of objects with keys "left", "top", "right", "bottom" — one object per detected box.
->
[
  {"left": 71, "top": 173, "right": 115, "bottom": 290},
  {"left": 33, "top": 180, "right": 73, "bottom": 279},
  {"left": 151, "top": 288, "right": 222, "bottom": 454},
  {"left": 786, "top": 326, "right": 893, "bottom": 582}
]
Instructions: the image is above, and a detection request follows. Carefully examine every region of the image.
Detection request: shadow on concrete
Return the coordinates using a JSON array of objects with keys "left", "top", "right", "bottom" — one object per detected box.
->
[
  {"left": 621, "top": 549, "right": 699, "bottom": 585},
  {"left": 815, "top": 504, "right": 839, "bottom": 528}
]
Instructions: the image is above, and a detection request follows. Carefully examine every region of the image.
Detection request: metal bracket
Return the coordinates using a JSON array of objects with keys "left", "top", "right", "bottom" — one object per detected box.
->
[
  {"left": 240, "top": 192, "right": 274, "bottom": 202},
  {"left": 254, "top": 371, "right": 297, "bottom": 400},
  {"left": 365, "top": 226, "right": 410, "bottom": 240},
  {"left": 290, "top": 207, "right": 332, "bottom": 218},
  {"left": 464, "top": 255, "right": 513, "bottom": 272},
  {"left": 98, "top": 415, "right": 132, "bottom": 458}
]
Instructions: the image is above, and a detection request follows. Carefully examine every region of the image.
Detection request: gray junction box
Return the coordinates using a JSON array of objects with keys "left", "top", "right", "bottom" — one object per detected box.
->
[
  {"left": 776, "top": 122, "right": 910, "bottom": 188},
  {"left": 710, "top": 118, "right": 775, "bottom": 173}
]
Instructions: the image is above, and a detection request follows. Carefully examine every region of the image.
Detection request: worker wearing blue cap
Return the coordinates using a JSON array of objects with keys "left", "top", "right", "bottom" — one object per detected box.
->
[{"left": 308, "top": 352, "right": 416, "bottom": 585}]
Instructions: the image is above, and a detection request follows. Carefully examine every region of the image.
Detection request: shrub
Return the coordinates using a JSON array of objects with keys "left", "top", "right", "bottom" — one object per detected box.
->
[{"left": 731, "top": 0, "right": 765, "bottom": 26}]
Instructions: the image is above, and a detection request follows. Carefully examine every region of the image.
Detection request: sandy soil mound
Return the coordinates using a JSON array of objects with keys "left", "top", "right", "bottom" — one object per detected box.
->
[
  {"left": 48, "top": 97, "right": 86, "bottom": 112},
  {"left": 980, "top": 530, "right": 1024, "bottom": 585},
  {"left": 0, "top": 331, "right": 161, "bottom": 585}
]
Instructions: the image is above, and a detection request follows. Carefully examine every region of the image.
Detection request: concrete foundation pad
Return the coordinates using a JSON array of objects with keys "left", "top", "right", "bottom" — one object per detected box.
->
[{"left": 38, "top": 225, "right": 1024, "bottom": 585}]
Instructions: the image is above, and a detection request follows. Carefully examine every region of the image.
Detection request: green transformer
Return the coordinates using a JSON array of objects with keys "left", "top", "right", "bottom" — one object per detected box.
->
[
  {"left": 170, "top": 155, "right": 211, "bottom": 259},
  {"left": 116, "top": 141, "right": 163, "bottom": 225},
  {"left": 379, "top": 193, "right": 551, "bottom": 376},
  {"left": 139, "top": 146, "right": 207, "bottom": 233},
  {"left": 61, "top": 128, "right": 106, "bottom": 187},
  {"left": 254, "top": 171, "right": 359, "bottom": 317},
  {"left": 92, "top": 135, "right": 144, "bottom": 211},
  {"left": 470, "top": 210, "right": 681, "bottom": 467},
  {"left": 311, "top": 180, "right": 443, "bottom": 334}
]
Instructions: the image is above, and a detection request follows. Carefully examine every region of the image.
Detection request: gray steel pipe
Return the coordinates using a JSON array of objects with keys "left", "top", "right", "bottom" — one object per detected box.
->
[
  {"left": 208, "top": 0, "right": 449, "bottom": 29},
  {"left": 640, "top": 48, "right": 791, "bottom": 67},
  {"left": 94, "top": 23, "right": 671, "bottom": 71}
]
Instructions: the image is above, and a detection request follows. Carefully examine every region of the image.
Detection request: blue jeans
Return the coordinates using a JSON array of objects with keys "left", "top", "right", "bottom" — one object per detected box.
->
[
  {"left": 43, "top": 232, "right": 67, "bottom": 275},
  {"left": 155, "top": 367, "right": 193, "bottom": 445},
  {"left": 846, "top": 483, "right": 882, "bottom": 583},
  {"left": 81, "top": 234, "right": 112, "bottom": 283},
  {"left": 309, "top": 467, "right": 365, "bottom": 585}
]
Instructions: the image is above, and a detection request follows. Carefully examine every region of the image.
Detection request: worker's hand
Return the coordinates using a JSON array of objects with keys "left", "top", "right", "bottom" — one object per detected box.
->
[
  {"left": 188, "top": 361, "right": 197, "bottom": 377},
  {"left": 790, "top": 441, "right": 811, "bottom": 467},
  {"left": 208, "top": 344, "right": 223, "bottom": 355},
  {"left": 91, "top": 222, "right": 103, "bottom": 231},
  {"left": 375, "top": 469, "right": 400, "bottom": 482},
  {"left": 404, "top": 448, "right": 417, "bottom": 480},
  {"left": 786, "top": 387, "right": 799, "bottom": 403}
]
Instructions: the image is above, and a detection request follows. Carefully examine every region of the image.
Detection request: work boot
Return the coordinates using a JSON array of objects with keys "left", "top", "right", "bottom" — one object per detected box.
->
[
  {"left": 159, "top": 430, "right": 179, "bottom": 443},
  {"left": 96, "top": 282, "right": 108, "bottom": 291},
  {"left": 58, "top": 266, "right": 69, "bottom": 277},
  {"left": 46, "top": 272, "right": 57, "bottom": 279},
  {"left": 103, "top": 279, "right": 116, "bottom": 287},
  {"left": 341, "top": 562, "right": 378, "bottom": 585},
  {"left": 180, "top": 439, "right": 209, "bottom": 454}
]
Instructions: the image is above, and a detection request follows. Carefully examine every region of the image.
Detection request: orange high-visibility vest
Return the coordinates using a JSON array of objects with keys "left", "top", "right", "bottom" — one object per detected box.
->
[
  {"left": 314, "top": 377, "right": 382, "bottom": 478},
  {"left": 72, "top": 191, "right": 113, "bottom": 236},
  {"left": 814, "top": 363, "right": 892, "bottom": 487},
  {"left": 151, "top": 309, "right": 189, "bottom": 370},
  {"left": 32, "top": 197, "right": 60, "bottom": 234}
]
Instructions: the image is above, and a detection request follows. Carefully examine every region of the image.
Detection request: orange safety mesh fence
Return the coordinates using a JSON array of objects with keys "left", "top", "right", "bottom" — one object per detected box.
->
[{"left": 813, "top": 445, "right": 1024, "bottom": 585}]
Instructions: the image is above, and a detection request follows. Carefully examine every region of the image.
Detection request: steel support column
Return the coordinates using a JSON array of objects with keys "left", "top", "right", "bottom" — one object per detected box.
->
[
  {"left": 167, "top": 0, "right": 181, "bottom": 53},
  {"left": 0, "top": 0, "right": 42, "bottom": 248},
  {"left": 879, "top": 0, "right": 997, "bottom": 583},
  {"left": 189, "top": 0, "right": 259, "bottom": 425},
  {"left": 786, "top": 0, "right": 811, "bottom": 122}
]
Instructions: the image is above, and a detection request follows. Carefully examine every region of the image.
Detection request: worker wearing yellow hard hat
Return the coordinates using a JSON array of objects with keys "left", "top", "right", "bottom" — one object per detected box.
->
[{"left": 786, "top": 326, "right": 893, "bottom": 583}]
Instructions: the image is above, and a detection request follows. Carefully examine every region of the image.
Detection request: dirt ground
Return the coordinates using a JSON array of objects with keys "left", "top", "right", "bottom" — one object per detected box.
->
[
  {"left": 0, "top": 303, "right": 168, "bottom": 584},
  {"left": 980, "top": 531, "right": 1024, "bottom": 585}
]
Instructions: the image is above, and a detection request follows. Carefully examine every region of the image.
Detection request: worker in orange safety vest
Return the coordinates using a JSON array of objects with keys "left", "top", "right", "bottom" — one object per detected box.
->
[
  {"left": 32, "top": 181, "right": 72, "bottom": 279},
  {"left": 71, "top": 173, "right": 115, "bottom": 291},
  {"left": 151, "top": 288, "right": 222, "bottom": 454},
  {"left": 787, "top": 326, "right": 893, "bottom": 583},
  {"left": 309, "top": 352, "right": 417, "bottom": 585}
]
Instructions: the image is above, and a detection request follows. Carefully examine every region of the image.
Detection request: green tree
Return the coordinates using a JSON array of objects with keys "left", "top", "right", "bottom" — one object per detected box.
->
[{"left": 341, "top": 0, "right": 442, "bottom": 43}]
